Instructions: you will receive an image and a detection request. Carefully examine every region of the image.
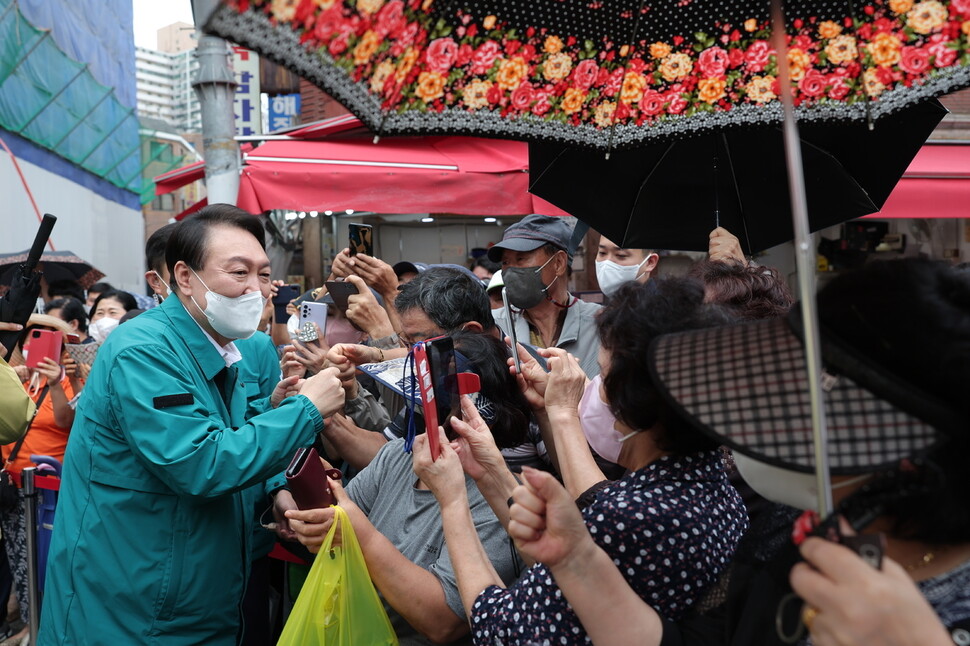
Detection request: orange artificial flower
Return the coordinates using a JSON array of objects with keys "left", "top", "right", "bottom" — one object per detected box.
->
[
  {"left": 889, "top": 0, "right": 914, "bottom": 13},
  {"left": 353, "top": 30, "right": 383, "bottom": 65},
  {"left": 497, "top": 57, "right": 530, "bottom": 90},
  {"left": 544, "top": 36, "right": 564, "bottom": 54},
  {"left": 561, "top": 87, "right": 587, "bottom": 113},
  {"left": 818, "top": 21, "right": 842, "bottom": 39},
  {"left": 698, "top": 77, "right": 727, "bottom": 103},
  {"left": 660, "top": 52, "right": 693, "bottom": 82},
  {"left": 415, "top": 71, "right": 446, "bottom": 102},
  {"left": 868, "top": 32, "right": 902, "bottom": 66},
  {"left": 650, "top": 42, "right": 671, "bottom": 60}
]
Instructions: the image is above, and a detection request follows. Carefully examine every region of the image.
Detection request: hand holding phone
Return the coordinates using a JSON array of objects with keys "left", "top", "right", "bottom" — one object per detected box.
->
[
  {"left": 414, "top": 336, "right": 462, "bottom": 460},
  {"left": 324, "top": 281, "right": 359, "bottom": 315},
  {"left": 25, "top": 329, "right": 63, "bottom": 370}
]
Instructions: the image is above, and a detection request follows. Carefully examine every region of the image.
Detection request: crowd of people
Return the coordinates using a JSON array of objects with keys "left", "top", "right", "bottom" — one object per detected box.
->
[{"left": 0, "top": 205, "right": 967, "bottom": 646}]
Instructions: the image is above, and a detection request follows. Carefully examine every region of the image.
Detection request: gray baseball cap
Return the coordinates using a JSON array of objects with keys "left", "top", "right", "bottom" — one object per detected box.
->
[{"left": 487, "top": 214, "right": 573, "bottom": 263}]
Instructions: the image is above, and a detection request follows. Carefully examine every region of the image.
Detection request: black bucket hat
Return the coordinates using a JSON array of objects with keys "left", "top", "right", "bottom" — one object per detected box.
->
[{"left": 648, "top": 306, "right": 964, "bottom": 475}]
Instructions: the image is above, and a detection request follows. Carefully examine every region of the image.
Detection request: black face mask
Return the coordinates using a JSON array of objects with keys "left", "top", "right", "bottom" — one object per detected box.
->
[{"left": 502, "top": 253, "right": 559, "bottom": 310}]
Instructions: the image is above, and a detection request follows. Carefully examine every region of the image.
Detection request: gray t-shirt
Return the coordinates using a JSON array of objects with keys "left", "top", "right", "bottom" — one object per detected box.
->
[{"left": 347, "top": 438, "right": 519, "bottom": 646}]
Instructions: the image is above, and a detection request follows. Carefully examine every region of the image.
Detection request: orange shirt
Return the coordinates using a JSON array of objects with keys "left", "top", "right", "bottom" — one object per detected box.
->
[{"left": 3, "top": 374, "right": 74, "bottom": 477}]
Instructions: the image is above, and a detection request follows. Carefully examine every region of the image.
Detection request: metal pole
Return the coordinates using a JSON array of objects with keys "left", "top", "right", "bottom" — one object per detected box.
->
[
  {"left": 192, "top": 0, "right": 240, "bottom": 206},
  {"left": 770, "top": 0, "right": 833, "bottom": 517},
  {"left": 23, "top": 467, "right": 39, "bottom": 642}
]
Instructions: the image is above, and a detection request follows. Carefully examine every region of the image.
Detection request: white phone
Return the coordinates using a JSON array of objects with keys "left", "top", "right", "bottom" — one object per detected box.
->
[{"left": 299, "top": 301, "right": 328, "bottom": 337}]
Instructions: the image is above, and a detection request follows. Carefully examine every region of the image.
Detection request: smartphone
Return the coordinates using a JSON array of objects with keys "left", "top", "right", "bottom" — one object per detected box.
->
[
  {"left": 348, "top": 223, "right": 373, "bottom": 257},
  {"left": 273, "top": 283, "right": 301, "bottom": 322},
  {"left": 428, "top": 336, "right": 461, "bottom": 436},
  {"left": 299, "top": 301, "right": 328, "bottom": 337},
  {"left": 324, "top": 280, "right": 359, "bottom": 315},
  {"left": 65, "top": 333, "right": 81, "bottom": 345},
  {"left": 502, "top": 287, "right": 522, "bottom": 374},
  {"left": 25, "top": 329, "right": 63, "bottom": 369}
]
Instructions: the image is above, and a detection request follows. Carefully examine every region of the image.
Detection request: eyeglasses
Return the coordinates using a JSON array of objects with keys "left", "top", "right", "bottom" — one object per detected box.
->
[{"left": 397, "top": 329, "right": 445, "bottom": 349}]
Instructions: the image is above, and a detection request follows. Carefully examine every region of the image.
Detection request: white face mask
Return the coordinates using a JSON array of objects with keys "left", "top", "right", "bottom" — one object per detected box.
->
[
  {"left": 153, "top": 270, "right": 171, "bottom": 300},
  {"left": 595, "top": 255, "right": 653, "bottom": 296},
  {"left": 733, "top": 452, "right": 872, "bottom": 512},
  {"left": 190, "top": 270, "right": 266, "bottom": 340},
  {"left": 89, "top": 317, "right": 119, "bottom": 343},
  {"left": 579, "top": 375, "right": 641, "bottom": 464}
]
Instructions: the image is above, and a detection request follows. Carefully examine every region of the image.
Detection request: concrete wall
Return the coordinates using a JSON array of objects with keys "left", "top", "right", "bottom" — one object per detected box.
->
[{"left": 2, "top": 150, "right": 146, "bottom": 295}]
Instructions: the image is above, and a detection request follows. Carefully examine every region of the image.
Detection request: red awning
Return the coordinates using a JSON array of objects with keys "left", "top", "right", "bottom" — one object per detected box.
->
[
  {"left": 865, "top": 143, "right": 970, "bottom": 219},
  {"left": 154, "top": 134, "right": 566, "bottom": 217}
]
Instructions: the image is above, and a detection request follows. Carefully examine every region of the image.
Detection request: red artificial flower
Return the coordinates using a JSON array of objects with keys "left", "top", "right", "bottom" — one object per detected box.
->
[
  {"left": 425, "top": 37, "right": 459, "bottom": 73},
  {"left": 698, "top": 46, "right": 730, "bottom": 78},
  {"left": 863, "top": 5, "right": 875, "bottom": 15},
  {"left": 730, "top": 29, "right": 742, "bottom": 42},
  {"left": 672, "top": 35, "right": 684, "bottom": 46},
  {"left": 572, "top": 59, "right": 600, "bottom": 90},
  {"left": 294, "top": 0, "right": 316, "bottom": 27},
  {"left": 531, "top": 90, "right": 552, "bottom": 116},
  {"left": 314, "top": 5, "right": 346, "bottom": 42},
  {"left": 793, "top": 18, "right": 803, "bottom": 29},
  {"left": 899, "top": 46, "right": 931, "bottom": 75},
  {"left": 628, "top": 58, "right": 647, "bottom": 74},
  {"left": 567, "top": 36, "right": 577, "bottom": 46},
  {"left": 510, "top": 81, "right": 535, "bottom": 110},
  {"left": 504, "top": 40, "right": 522, "bottom": 57},
  {"left": 792, "top": 34, "right": 813, "bottom": 52},
  {"left": 375, "top": 0, "right": 406, "bottom": 37},
  {"left": 827, "top": 73, "right": 852, "bottom": 100},
  {"left": 798, "top": 69, "right": 827, "bottom": 97},
  {"left": 520, "top": 44, "right": 537, "bottom": 62},
  {"left": 728, "top": 47, "right": 745, "bottom": 68},
  {"left": 745, "top": 40, "right": 772, "bottom": 73},
  {"left": 456, "top": 43, "right": 474, "bottom": 67},
  {"left": 486, "top": 84, "right": 502, "bottom": 105},
  {"left": 329, "top": 31, "right": 351, "bottom": 56},
  {"left": 666, "top": 90, "right": 688, "bottom": 114},
  {"left": 928, "top": 35, "right": 958, "bottom": 68},
  {"left": 469, "top": 41, "right": 502, "bottom": 75},
  {"left": 603, "top": 68, "right": 625, "bottom": 95},
  {"left": 466, "top": 23, "right": 478, "bottom": 39},
  {"left": 876, "top": 66, "right": 895, "bottom": 85},
  {"left": 638, "top": 89, "right": 665, "bottom": 116}
]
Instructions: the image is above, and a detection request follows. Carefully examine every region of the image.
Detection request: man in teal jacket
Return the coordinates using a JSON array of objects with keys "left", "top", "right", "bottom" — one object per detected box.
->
[{"left": 39, "top": 205, "right": 345, "bottom": 645}]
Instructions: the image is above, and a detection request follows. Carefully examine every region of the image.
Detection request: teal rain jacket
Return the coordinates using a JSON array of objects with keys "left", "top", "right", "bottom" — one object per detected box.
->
[{"left": 39, "top": 296, "right": 323, "bottom": 645}]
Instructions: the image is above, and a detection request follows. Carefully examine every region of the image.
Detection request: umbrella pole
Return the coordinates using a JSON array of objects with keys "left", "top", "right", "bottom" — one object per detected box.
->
[{"left": 770, "top": 0, "right": 833, "bottom": 517}]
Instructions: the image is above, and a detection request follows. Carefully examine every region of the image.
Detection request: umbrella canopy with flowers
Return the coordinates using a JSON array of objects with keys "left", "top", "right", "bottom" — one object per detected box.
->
[
  {"left": 205, "top": 0, "right": 970, "bottom": 150},
  {"left": 0, "top": 250, "right": 104, "bottom": 295}
]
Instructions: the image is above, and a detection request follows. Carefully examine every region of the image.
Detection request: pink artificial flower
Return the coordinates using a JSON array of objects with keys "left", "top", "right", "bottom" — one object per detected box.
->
[
  {"left": 425, "top": 37, "right": 459, "bottom": 73},
  {"left": 469, "top": 41, "right": 502, "bottom": 75},
  {"left": 698, "top": 47, "right": 729, "bottom": 78}
]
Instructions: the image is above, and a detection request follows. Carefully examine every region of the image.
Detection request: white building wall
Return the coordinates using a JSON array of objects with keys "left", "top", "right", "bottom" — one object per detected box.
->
[{"left": 1, "top": 149, "right": 145, "bottom": 295}]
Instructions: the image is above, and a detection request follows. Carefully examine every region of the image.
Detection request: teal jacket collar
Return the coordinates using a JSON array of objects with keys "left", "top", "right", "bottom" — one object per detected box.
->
[{"left": 159, "top": 295, "right": 228, "bottom": 381}]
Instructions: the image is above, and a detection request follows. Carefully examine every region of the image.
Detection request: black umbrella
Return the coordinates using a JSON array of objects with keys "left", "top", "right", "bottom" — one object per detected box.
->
[
  {"left": 0, "top": 215, "right": 56, "bottom": 359},
  {"left": 529, "top": 99, "right": 947, "bottom": 253},
  {"left": 0, "top": 249, "right": 104, "bottom": 294}
]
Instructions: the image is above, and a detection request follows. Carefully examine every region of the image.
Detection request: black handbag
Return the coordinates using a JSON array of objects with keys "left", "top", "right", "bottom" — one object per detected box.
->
[{"left": 0, "top": 385, "right": 48, "bottom": 512}]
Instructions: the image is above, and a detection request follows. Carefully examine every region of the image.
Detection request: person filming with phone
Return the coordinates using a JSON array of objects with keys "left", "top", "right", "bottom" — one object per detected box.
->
[{"left": 39, "top": 205, "right": 347, "bottom": 646}]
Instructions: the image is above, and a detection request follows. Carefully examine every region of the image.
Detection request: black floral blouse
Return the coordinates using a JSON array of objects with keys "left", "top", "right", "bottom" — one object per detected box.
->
[{"left": 470, "top": 450, "right": 749, "bottom": 645}]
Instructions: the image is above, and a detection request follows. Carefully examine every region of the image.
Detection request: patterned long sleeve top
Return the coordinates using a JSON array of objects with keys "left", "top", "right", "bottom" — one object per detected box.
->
[{"left": 470, "top": 450, "right": 749, "bottom": 646}]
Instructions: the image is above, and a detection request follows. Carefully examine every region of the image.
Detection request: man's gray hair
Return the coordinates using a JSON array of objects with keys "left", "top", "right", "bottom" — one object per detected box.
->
[{"left": 395, "top": 267, "right": 495, "bottom": 332}]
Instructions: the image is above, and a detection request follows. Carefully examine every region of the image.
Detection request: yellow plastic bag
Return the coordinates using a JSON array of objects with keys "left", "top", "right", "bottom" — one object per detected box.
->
[{"left": 277, "top": 506, "right": 398, "bottom": 646}]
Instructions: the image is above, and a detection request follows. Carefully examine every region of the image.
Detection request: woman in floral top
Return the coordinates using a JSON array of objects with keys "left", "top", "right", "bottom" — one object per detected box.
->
[{"left": 413, "top": 278, "right": 748, "bottom": 645}]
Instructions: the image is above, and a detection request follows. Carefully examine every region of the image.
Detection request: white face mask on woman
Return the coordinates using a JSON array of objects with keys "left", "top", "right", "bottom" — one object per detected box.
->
[
  {"left": 595, "top": 255, "right": 655, "bottom": 296},
  {"left": 733, "top": 452, "right": 872, "bottom": 511},
  {"left": 190, "top": 270, "right": 266, "bottom": 340},
  {"left": 88, "top": 317, "right": 120, "bottom": 343}
]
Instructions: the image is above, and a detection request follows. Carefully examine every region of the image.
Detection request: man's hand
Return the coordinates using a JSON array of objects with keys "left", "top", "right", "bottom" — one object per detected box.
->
[
  {"left": 327, "top": 342, "right": 382, "bottom": 367},
  {"left": 344, "top": 275, "right": 394, "bottom": 338},
  {"left": 279, "top": 346, "right": 305, "bottom": 380},
  {"left": 330, "top": 249, "right": 354, "bottom": 279},
  {"left": 708, "top": 227, "right": 745, "bottom": 263},
  {"left": 285, "top": 471, "right": 360, "bottom": 552},
  {"left": 271, "top": 375, "right": 302, "bottom": 408},
  {"left": 298, "top": 367, "right": 346, "bottom": 418},
  {"left": 511, "top": 341, "right": 549, "bottom": 410},
  {"left": 349, "top": 253, "right": 399, "bottom": 298},
  {"left": 271, "top": 489, "right": 299, "bottom": 541},
  {"left": 412, "top": 428, "right": 468, "bottom": 506}
]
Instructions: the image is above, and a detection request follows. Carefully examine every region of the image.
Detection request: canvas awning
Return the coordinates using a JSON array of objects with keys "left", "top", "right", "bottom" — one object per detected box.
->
[{"left": 865, "top": 143, "right": 970, "bottom": 219}]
